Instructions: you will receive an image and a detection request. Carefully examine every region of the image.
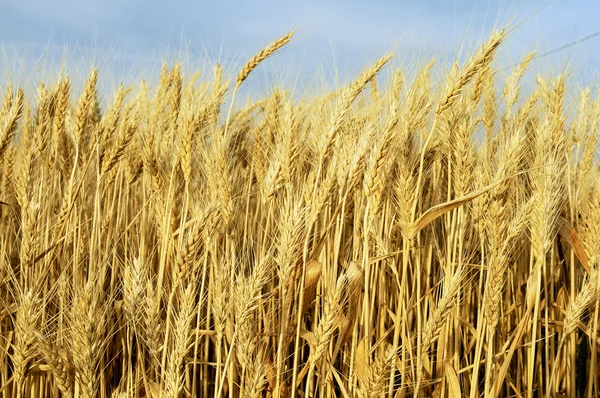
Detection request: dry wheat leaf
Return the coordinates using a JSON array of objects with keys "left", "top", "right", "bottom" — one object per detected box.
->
[
  {"left": 354, "top": 337, "right": 370, "bottom": 385},
  {"left": 407, "top": 179, "right": 503, "bottom": 238},
  {"left": 444, "top": 362, "right": 462, "bottom": 398},
  {"left": 570, "top": 226, "right": 590, "bottom": 273}
]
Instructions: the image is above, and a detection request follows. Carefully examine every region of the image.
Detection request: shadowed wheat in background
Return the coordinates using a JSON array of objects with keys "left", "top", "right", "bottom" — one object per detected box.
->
[{"left": 0, "top": 27, "right": 599, "bottom": 398}]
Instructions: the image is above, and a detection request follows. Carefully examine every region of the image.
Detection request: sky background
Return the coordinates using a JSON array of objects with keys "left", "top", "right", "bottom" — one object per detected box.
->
[{"left": 1, "top": 1, "right": 600, "bottom": 95}]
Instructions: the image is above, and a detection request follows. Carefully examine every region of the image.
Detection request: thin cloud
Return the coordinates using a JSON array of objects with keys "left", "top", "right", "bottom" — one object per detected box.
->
[{"left": 0, "top": 0, "right": 599, "bottom": 85}]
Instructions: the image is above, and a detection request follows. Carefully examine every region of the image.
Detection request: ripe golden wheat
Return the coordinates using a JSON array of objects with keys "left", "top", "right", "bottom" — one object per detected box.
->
[{"left": 1, "top": 28, "right": 600, "bottom": 398}]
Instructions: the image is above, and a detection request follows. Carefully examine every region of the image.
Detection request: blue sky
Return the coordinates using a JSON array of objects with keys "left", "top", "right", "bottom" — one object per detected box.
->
[{"left": 1, "top": 1, "right": 600, "bottom": 92}]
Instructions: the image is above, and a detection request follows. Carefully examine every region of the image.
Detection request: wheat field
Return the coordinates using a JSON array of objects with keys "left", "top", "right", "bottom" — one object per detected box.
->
[{"left": 0, "top": 28, "right": 599, "bottom": 397}]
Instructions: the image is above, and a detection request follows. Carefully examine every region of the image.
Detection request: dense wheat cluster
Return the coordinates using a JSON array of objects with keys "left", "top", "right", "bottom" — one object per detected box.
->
[{"left": 1, "top": 28, "right": 600, "bottom": 397}]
